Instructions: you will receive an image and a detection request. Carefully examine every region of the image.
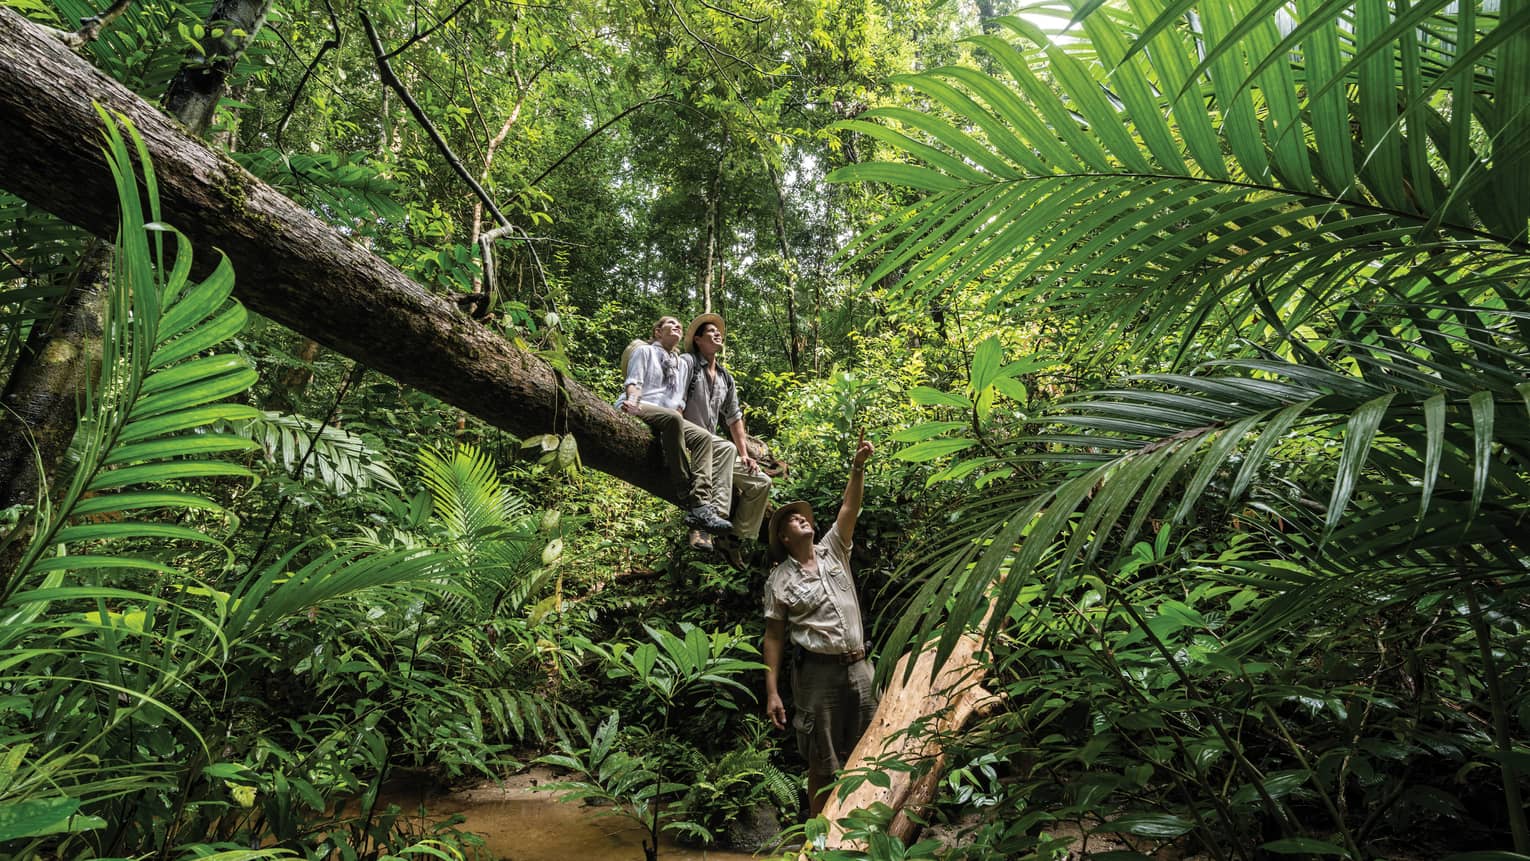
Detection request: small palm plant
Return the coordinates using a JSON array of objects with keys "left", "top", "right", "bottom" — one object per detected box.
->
[{"left": 539, "top": 623, "right": 765, "bottom": 861}]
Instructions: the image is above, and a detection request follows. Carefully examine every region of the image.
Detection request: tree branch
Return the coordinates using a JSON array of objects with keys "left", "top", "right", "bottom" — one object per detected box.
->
[
  {"left": 359, "top": 8, "right": 511, "bottom": 230},
  {"left": 274, "top": 0, "right": 341, "bottom": 147},
  {"left": 694, "top": 0, "right": 767, "bottom": 24},
  {"left": 383, "top": 0, "right": 477, "bottom": 61},
  {"left": 55, "top": 0, "right": 135, "bottom": 49},
  {"left": 506, "top": 94, "right": 671, "bottom": 207},
  {"left": 0, "top": 6, "right": 676, "bottom": 503}
]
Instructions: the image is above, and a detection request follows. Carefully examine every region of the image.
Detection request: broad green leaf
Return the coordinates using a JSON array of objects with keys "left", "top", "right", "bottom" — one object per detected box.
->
[
  {"left": 1096, "top": 812, "right": 1195, "bottom": 838},
  {"left": 1467, "top": 390, "right": 1494, "bottom": 523},
  {"left": 826, "top": 162, "right": 969, "bottom": 193},
  {"left": 969, "top": 336, "right": 1003, "bottom": 395},
  {"left": 0, "top": 796, "right": 105, "bottom": 841},
  {"left": 87, "top": 461, "right": 255, "bottom": 491},
  {"left": 895, "top": 438, "right": 978, "bottom": 462},
  {"left": 151, "top": 301, "right": 247, "bottom": 368},
  {"left": 910, "top": 386, "right": 972, "bottom": 408},
  {"left": 993, "top": 376, "right": 1028, "bottom": 404},
  {"left": 116, "top": 403, "right": 262, "bottom": 442},
  {"left": 1323, "top": 393, "right": 1394, "bottom": 543},
  {"left": 890, "top": 421, "right": 968, "bottom": 442}
]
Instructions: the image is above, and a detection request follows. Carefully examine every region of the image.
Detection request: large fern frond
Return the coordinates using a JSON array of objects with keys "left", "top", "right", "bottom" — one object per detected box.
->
[{"left": 233, "top": 409, "right": 402, "bottom": 495}]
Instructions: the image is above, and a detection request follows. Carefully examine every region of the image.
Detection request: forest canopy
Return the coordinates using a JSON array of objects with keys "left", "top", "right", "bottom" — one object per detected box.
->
[{"left": 1, "top": 0, "right": 1528, "bottom": 859}]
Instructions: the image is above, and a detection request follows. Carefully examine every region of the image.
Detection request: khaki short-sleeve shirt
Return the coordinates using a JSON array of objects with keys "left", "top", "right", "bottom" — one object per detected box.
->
[{"left": 763, "top": 520, "right": 864, "bottom": 655}]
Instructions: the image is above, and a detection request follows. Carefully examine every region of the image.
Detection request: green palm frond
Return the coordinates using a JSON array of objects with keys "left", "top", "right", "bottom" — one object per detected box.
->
[
  {"left": 5, "top": 110, "right": 259, "bottom": 603},
  {"left": 0, "top": 113, "right": 263, "bottom": 845},
  {"left": 415, "top": 442, "right": 552, "bottom": 616},
  {"left": 834, "top": 1, "right": 1530, "bottom": 367},
  {"left": 841, "top": 1, "right": 1530, "bottom": 676},
  {"left": 418, "top": 443, "right": 530, "bottom": 546},
  {"left": 0, "top": 115, "right": 473, "bottom": 853},
  {"left": 888, "top": 348, "right": 1530, "bottom": 665}
]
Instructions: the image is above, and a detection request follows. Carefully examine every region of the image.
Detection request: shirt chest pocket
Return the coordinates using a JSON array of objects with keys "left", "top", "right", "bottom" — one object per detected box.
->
[{"left": 782, "top": 580, "right": 826, "bottom": 615}]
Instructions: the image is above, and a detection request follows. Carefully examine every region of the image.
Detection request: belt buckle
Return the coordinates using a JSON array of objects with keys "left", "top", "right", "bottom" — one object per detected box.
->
[{"left": 841, "top": 648, "right": 863, "bottom": 664}]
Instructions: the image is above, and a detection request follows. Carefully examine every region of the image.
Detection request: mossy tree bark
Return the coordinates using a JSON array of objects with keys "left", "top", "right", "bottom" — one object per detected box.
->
[
  {"left": 0, "top": 0, "right": 273, "bottom": 511},
  {"left": 0, "top": 6, "right": 675, "bottom": 502},
  {"left": 0, "top": 255, "right": 108, "bottom": 509}
]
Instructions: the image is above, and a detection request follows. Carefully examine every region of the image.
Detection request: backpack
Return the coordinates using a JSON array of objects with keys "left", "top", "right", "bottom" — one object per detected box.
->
[{"left": 618, "top": 338, "right": 648, "bottom": 381}]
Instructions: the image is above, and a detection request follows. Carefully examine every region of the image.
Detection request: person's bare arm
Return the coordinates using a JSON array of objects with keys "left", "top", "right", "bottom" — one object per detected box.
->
[
  {"left": 835, "top": 431, "right": 873, "bottom": 543},
  {"left": 764, "top": 617, "right": 788, "bottom": 730}
]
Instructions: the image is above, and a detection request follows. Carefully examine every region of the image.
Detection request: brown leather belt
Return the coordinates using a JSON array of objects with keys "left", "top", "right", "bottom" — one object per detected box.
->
[{"left": 801, "top": 647, "right": 866, "bottom": 665}]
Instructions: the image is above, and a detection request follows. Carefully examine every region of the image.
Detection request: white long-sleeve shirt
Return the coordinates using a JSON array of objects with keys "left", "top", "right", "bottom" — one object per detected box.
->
[{"left": 616, "top": 341, "right": 689, "bottom": 411}]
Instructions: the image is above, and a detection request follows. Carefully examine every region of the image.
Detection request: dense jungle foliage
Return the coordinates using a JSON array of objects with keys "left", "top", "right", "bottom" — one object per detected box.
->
[{"left": 1, "top": 0, "right": 1528, "bottom": 858}]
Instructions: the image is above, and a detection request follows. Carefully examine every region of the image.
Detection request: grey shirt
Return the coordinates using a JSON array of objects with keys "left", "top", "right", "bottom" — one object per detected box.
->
[
  {"left": 763, "top": 520, "right": 865, "bottom": 655},
  {"left": 680, "top": 353, "right": 742, "bottom": 431}
]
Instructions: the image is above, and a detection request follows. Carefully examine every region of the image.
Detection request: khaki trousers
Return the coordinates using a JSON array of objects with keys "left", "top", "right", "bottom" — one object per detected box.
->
[
  {"left": 730, "top": 465, "right": 772, "bottom": 540},
  {"left": 699, "top": 437, "right": 773, "bottom": 539},
  {"left": 688, "top": 428, "right": 736, "bottom": 517},
  {"left": 633, "top": 403, "right": 714, "bottom": 510}
]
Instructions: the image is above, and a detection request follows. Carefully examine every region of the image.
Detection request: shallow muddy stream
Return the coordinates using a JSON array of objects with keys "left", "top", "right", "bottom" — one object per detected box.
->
[{"left": 389, "top": 769, "right": 765, "bottom": 861}]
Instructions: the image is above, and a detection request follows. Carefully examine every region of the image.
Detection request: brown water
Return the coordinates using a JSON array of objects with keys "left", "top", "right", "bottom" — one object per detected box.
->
[{"left": 388, "top": 769, "right": 767, "bottom": 861}]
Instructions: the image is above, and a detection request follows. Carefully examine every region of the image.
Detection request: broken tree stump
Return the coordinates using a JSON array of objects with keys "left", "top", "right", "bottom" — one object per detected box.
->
[{"left": 817, "top": 628, "right": 999, "bottom": 849}]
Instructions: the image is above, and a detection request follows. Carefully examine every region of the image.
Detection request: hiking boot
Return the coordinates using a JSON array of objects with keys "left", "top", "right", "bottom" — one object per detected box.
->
[
  {"left": 684, "top": 505, "right": 733, "bottom": 536},
  {"left": 688, "top": 529, "right": 714, "bottom": 552}
]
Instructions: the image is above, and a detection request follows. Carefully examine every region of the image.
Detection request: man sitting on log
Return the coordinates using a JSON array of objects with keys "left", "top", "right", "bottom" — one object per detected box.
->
[
  {"left": 679, "top": 313, "right": 773, "bottom": 557},
  {"left": 616, "top": 314, "right": 732, "bottom": 538},
  {"left": 762, "top": 431, "right": 876, "bottom": 819}
]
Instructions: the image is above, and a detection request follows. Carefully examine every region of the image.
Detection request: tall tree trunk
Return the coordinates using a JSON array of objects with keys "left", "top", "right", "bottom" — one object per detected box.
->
[
  {"left": 0, "top": 6, "right": 677, "bottom": 503},
  {"left": 764, "top": 159, "right": 801, "bottom": 373},
  {"left": 0, "top": 0, "right": 272, "bottom": 511},
  {"left": 0, "top": 253, "right": 108, "bottom": 509},
  {"left": 162, "top": 0, "right": 275, "bottom": 136},
  {"left": 699, "top": 131, "right": 727, "bottom": 313}
]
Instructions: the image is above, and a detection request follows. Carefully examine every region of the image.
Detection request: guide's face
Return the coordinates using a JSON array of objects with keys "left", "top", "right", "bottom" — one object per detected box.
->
[{"left": 782, "top": 512, "right": 813, "bottom": 542}]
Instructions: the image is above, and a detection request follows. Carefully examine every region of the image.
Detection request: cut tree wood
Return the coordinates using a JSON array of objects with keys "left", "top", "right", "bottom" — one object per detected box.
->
[
  {"left": 0, "top": 6, "right": 670, "bottom": 501},
  {"left": 816, "top": 631, "right": 998, "bottom": 849}
]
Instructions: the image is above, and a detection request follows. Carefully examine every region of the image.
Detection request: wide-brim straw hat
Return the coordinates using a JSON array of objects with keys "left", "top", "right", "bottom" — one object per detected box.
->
[
  {"left": 768, "top": 500, "right": 815, "bottom": 561},
  {"left": 684, "top": 313, "right": 726, "bottom": 352}
]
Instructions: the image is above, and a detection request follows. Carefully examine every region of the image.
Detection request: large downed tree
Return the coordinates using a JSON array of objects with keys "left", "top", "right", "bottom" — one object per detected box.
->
[{"left": 0, "top": 6, "right": 665, "bottom": 499}]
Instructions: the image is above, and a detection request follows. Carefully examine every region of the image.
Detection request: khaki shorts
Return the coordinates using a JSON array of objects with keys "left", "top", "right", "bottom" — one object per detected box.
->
[{"left": 791, "top": 655, "right": 878, "bottom": 779}]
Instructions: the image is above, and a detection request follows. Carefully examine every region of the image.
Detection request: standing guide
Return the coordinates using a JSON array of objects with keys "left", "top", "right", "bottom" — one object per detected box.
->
[{"left": 763, "top": 431, "right": 877, "bottom": 818}]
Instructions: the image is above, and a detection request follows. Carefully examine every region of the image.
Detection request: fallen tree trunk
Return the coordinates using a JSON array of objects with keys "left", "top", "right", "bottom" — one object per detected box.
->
[
  {"left": 0, "top": 7, "right": 669, "bottom": 500},
  {"left": 817, "top": 632, "right": 998, "bottom": 849}
]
